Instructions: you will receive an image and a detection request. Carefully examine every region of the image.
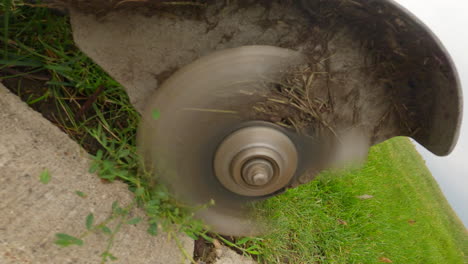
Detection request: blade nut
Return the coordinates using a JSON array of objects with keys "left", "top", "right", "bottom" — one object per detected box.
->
[{"left": 242, "top": 159, "right": 275, "bottom": 186}]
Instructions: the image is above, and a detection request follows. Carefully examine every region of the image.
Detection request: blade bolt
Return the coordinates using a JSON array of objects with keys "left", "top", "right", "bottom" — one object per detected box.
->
[
  {"left": 241, "top": 159, "right": 275, "bottom": 186},
  {"left": 252, "top": 173, "right": 270, "bottom": 185}
]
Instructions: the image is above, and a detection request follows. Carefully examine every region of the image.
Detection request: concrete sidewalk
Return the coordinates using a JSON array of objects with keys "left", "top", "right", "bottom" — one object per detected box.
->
[{"left": 0, "top": 83, "right": 193, "bottom": 264}]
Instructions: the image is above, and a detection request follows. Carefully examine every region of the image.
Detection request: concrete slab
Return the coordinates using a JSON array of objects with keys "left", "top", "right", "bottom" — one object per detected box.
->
[{"left": 0, "top": 83, "right": 193, "bottom": 264}]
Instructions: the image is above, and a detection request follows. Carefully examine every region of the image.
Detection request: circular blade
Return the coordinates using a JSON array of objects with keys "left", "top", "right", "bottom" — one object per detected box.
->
[{"left": 138, "top": 46, "right": 307, "bottom": 236}]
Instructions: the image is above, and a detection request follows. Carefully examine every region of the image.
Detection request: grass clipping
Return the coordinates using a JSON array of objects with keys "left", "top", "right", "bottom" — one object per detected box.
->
[{"left": 253, "top": 63, "right": 337, "bottom": 142}]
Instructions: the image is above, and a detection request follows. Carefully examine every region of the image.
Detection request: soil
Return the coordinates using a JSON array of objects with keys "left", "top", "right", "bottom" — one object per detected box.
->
[
  {"left": 194, "top": 237, "right": 217, "bottom": 263},
  {"left": 1, "top": 73, "right": 56, "bottom": 124},
  {"left": 194, "top": 235, "right": 253, "bottom": 264},
  {"left": 1, "top": 71, "right": 105, "bottom": 155}
]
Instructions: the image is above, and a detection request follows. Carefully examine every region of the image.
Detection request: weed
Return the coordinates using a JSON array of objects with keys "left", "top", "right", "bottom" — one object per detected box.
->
[
  {"left": 55, "top": 233, "right": 84, "bottom": 247},
  {"left": 39, "top": 168, "right": 51, "bottom": 184},
  {"left": 75, "top": 190, "right": 87, "bottom": 198},
  {"left": 53, "top": 200, "right": 140, "bottom": 263},
  {"left": 216, "top": 235, "right": 264, "bottom": 256}
]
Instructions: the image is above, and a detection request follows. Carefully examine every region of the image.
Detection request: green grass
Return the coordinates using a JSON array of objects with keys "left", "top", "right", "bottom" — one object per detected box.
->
[
  {"left": 1, "top": 2, "right": 467, "bottom": 264},
  {"left": 254, "top": 138, "right": 467, "bottom": 263}
]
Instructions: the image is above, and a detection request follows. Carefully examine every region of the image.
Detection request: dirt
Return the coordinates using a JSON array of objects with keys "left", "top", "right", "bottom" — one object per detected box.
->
[
  {"left": 2, "top": 74, "right": 92, "bottom": 152},
  {"left": 1, "top": 74, "right": 56, "bottom": 122},
  {"left": 0, "top": 71, "right": 130, "bottom": 155},
  {"left": 194, "top": 235, "right": 258, "bottom": 264},
  {"left": 194, "top": 237, "right": 217, "bottom": 263},
  {"left": 45, "top": 0, "right": 206, "bottom": 16}
]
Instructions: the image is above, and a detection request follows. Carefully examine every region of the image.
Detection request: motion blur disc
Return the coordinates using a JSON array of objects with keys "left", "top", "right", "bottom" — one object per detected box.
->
[{"left": 138, "top": 46, "right": 308, "bottom": 235}]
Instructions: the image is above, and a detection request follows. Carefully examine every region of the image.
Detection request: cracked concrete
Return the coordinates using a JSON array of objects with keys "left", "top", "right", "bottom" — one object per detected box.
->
[{"left": 0, "top": 83, "right": 193, "bottom": 264}]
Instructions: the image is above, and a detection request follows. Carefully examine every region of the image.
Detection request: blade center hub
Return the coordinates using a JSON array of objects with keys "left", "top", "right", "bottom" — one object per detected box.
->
[{"left": 214, "top": 124, "right": 298, "bottom": 197}]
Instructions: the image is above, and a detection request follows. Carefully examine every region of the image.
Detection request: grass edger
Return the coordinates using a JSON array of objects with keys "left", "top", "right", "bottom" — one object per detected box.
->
[{"left": 42, "top": 0, "right": 462, "bottom": 236}]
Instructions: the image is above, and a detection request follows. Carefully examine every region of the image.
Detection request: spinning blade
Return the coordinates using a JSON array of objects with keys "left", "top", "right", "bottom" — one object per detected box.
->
[{"left": 138, "top": 46, "right": 316, "bottom": 235}]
